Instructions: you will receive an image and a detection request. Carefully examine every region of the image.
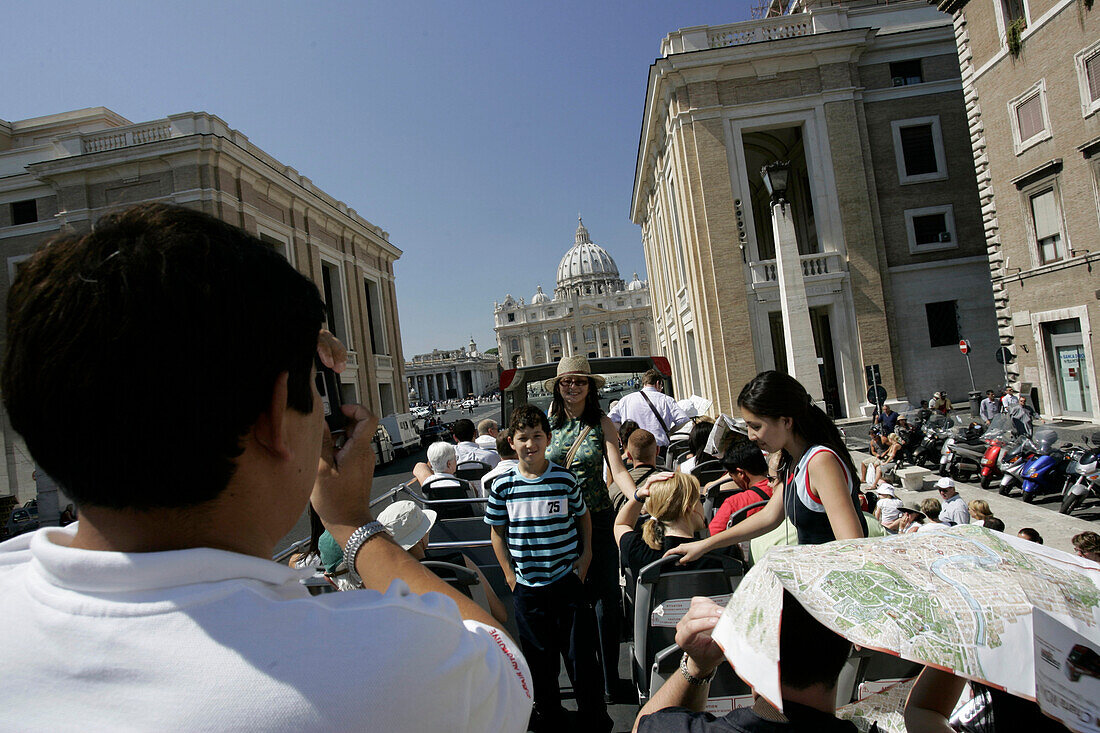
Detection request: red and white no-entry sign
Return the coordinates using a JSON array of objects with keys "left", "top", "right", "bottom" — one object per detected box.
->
[{"left": 959, "top": 340, "right": 971, "bottom": 355}]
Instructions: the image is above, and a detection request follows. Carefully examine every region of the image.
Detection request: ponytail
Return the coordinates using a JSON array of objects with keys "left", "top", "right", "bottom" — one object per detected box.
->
[{"left": 642, "top": 517, "right": 664, "bottom": 551}]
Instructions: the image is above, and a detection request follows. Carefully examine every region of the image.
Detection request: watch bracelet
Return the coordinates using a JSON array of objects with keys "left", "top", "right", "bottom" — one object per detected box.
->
[
  {"left": 679, "top": 653, "right": 716, "bottom": 686},
  {"left": 343, "top": 521, "right": 386, "bottom": 584}
]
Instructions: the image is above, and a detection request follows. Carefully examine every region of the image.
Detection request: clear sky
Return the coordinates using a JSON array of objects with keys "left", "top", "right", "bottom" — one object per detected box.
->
[{"left": 5, "top": 0, "right": 753, "bottom": 356}]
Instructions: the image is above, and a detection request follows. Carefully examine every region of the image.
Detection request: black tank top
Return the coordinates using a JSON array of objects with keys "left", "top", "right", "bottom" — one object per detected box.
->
[{"left": 782, "top": 445, "right": 868, "bottom": 545}]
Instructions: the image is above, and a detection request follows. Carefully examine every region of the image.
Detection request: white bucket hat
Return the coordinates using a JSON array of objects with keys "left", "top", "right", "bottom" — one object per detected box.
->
[
  {"left": 874, "top": 484, "right": 897, "bottom": 497},
  {"left": 376, "top": 500, "right": 438, "bottom": 550}
]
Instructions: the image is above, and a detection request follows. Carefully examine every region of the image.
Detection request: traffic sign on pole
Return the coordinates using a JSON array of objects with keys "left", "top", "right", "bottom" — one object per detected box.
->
[{"left": 959, "top": 340, "right": 970, "bottom": 355}]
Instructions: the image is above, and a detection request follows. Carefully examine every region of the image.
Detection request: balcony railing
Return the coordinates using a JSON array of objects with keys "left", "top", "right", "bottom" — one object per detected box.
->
[
  {"left": 708, "top": 16, "right": 813, "bottom": 48},
  {"left": 82, "top": 122, "right": 174, "bottom": 154},
  {"left": 750, "top": 252, "right": 844, "bottom": 286}
]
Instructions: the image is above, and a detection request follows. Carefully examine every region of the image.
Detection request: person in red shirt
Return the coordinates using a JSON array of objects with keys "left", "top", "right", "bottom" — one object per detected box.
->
[{"left": 706, "top": 440, "right": 774, "bottom": 536}]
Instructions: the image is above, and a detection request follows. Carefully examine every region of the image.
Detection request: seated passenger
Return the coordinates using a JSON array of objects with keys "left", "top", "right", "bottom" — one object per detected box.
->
[
  {"left": 378, "top": 500, "right": 508, "bottom": 626},
  {"left": 480, "top": 432, "right": 519, "bottom": 497},
  {"left": 676, "top": 421, "right": 715, "bottom": 474},
  {"left": 634, "top": 592, "right": 859, "bottom": 732},
  {"left": 452, "top": 418, "right": 500, "bottom": 468},
  {"left": 613, "top": 472, "right": 709, "bottom": 580},
  {"left": 475, "top": 419, "right": 499, "bottom": 451},
  {"left": 412, "top": 441, "right": 465, "bottom": 492},
  {"left": 609, "top": 428, "right": 662, "bottom": 511},
  {"left": 707, "top": 440, "right": 774, "bottom": 536}
]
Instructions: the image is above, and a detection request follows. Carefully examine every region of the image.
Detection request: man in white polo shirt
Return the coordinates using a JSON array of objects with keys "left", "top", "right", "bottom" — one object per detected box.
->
[
  {"left": 935, "top": 477, "right": 971, "bottom": 527},
  {"left": 0, "top": 204, "right": 531, "bottom": 732}
]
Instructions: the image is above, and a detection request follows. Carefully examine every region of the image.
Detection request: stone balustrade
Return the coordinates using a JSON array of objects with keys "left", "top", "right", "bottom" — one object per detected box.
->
[
  {"left": 750, "top": 251, "right": 844, "bottom": 285},
  {"left": 82, "top": 121, "right": 174, "bottom": 154}
]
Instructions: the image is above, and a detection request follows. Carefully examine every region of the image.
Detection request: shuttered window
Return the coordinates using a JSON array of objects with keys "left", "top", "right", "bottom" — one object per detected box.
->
[
  {"left": 1016, "top": 93, "right": 1045, "bottom": 142},
  {"left": 1086, "top": 50, "right": 1100, "bottom": 104},
  {"left": 1029, "top": 188, "right": 1064, "bottom": 264}
]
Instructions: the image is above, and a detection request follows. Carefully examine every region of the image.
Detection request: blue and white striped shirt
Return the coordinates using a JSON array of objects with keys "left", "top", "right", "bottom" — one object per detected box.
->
[{"left": 484, "top": 461, "right": 587, "bottom": 587}]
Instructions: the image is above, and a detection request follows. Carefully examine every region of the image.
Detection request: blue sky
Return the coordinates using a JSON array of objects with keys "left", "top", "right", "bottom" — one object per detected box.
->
[{"left": 5, "top": 1, "right": 752, "bottom": 356}]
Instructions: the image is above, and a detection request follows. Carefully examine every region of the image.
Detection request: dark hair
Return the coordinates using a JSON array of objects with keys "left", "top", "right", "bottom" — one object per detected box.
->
[
  {"left": 984, "top": 517, "right": 1005, "bottom": 532},
  {"left": 452, "top": 418, "right": 476, "bottom": 442},
  {"left": 618, "top": 419, "right": 640, "bottom": 448},
  {"left": 687, "top": 421, "right": 711, "bottom": 457},
  {"left": 737, "top": 371, "right": 858, "bottom": 482},
  {"left": 641, "top": 369, "right": 662, "bottom": 386},
  {"left": 306, "top": 504, "right": 326, "bottom": 558},
  {"left": 720, "top": 439, "right": 768, "bottom": 477},
  {"left": 510, "top": 405, "right": 551, "bottom": 435},
  {"left": 1018, "top": 527, "right": 1043, "bottom": 544},
  {"left": 2, "top": 203, "right": 324, "bottom": 509},
  {"left": 549, "top": 379, "right": 603, "bottom": 430},
  {"left": 779, "top": 590, "right": 852, "bottom": 690},
  {"left": 496, "top": 432, "right": 516, "bottom": 459}
]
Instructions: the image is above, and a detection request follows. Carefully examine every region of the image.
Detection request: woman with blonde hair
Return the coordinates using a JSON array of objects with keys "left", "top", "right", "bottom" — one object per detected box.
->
[
  {"left": 968, "top": 499, "right": 993, "bottom": 526},
  {"left": 613, "top": 471, "right": 708, "bottom": 578}
]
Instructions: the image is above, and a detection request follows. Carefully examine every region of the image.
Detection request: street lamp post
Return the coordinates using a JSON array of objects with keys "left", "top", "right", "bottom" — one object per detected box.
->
[{"left": 761, "top": 160, "right": 825, "bottom": 402}]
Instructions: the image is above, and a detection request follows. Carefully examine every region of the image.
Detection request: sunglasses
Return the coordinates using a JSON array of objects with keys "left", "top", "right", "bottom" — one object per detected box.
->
[{"left": 559, "top": 378, "right": 589, "bottom": 387}]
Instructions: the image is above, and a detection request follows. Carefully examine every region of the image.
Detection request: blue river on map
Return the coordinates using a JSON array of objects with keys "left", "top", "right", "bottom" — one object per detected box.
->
[{"left": 927, "top": 538, "right": 1005, "bottom": 646}]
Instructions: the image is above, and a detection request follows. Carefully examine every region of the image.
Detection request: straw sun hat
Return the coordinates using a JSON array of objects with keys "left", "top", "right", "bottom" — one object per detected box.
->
[{"left": 543, "top": 355, "right": 607, "bottom": 393}]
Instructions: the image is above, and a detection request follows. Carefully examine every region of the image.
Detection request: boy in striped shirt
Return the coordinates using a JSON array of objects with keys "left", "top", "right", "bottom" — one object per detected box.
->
[{"left": 485, "top": 405, "right": 610, "bottom": 732}]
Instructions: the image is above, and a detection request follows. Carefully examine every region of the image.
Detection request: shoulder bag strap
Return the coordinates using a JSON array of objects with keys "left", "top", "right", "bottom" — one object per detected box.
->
[
  {"left": 564, "top": 425, "right": 594, "bottom": 469},
  {"left": 638, "top": 389, "right": 672, "bottom": 440}
]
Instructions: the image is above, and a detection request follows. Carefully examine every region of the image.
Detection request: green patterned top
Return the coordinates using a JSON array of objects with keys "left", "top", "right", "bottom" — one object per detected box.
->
[{"left": 546, "top": 417, "right": 611, "bottom": 513}]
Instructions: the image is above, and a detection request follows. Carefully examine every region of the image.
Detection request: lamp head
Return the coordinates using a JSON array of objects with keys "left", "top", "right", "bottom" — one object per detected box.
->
[{"left": 761, "top": 160, "right": 791, "bottom": 205}]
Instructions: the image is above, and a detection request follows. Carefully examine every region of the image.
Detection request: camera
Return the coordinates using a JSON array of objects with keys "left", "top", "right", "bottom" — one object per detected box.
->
[{"left": 314, "top": 355, "right": 348, "bottom": 446}]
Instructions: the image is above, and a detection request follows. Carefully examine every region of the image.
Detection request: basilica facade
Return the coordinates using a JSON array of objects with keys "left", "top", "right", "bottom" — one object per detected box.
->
[{"left": 494, "top": 219, "right": 653, "bottom": 368}]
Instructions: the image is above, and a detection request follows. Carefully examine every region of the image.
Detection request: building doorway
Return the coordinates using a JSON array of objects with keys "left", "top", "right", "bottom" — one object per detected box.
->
[
  {"left": 1043, "top": 319, "right": 1092, "bottom": 417},
  {"left": 766, "top": 306, "right": 844, "bottom": 418}
]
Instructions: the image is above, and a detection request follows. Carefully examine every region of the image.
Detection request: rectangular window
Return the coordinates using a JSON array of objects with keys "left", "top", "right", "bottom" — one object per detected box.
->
[
  {"left": 899, "top": 126, "right": 937, "bottom": 176},
  {"left": 1002, "top": 0, "right": 1026, "bottom": 24},
  {"left": 889, "top": 59, "right": 923, "bottom": 86},
  {"left": 925, "top": 301, "right": 960, "bottom": 348},
  {"left": 1075, "top": 41, "right": 1100, "bottom": 117},
  {"left": 378, "top": 383, "right": 396, "bottom": 416},
  {"left": 891, "top": 118, "right": 947, "bottom": 184},
  {"left": 1016, "top": 94, "right": 1044, "bottom": 142},
  {"left": 363, "top": 278, "right": 388, "bottom": 355},
  {"left": 507, "top": 312, "right": 515, "bottom": 322},
  {"left": 258, "top": 232, "right": 288, "bottom": 260},
  {"left": 904, "top": 205, "right": 956, "bottom": 253},
  {"left": 10, "top": 200, "right": 37, "bottom": 226},
  {"left": 1009, "top": 81, "right": 1051, "bottom": 154},
  {"left": 1029, "top": 188, "right": 1064, "bottom": 264},
  {"left": 320, "top": 261, "right": 348, "bottom": 344}
]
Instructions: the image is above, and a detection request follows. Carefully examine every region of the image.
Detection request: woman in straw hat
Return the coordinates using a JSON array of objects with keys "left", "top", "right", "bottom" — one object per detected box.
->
[{"left": 543, "top": 355, "right": 639, "bottom": 701}]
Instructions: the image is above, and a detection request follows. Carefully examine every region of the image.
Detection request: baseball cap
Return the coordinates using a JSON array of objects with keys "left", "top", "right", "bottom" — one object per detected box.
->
[{"left": 935, "top": 477, "right": 955, "bottom": 491}]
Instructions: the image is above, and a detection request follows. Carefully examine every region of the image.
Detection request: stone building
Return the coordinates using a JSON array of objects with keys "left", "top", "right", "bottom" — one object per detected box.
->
[
  {"left": 938, "top": 0, "right": 1100, "bottom": 419},
  {"left": 631, "top": 0, "right": 1001, "bottom": 418},
  {"left": 406, "top": 339, "right": 500, "bottom": 402},
  {"left": 493, "top": 219, "right": 653, "bottom": 368},
  {"left": 0, "top": 107, "right": 407, "bottom": 501}
]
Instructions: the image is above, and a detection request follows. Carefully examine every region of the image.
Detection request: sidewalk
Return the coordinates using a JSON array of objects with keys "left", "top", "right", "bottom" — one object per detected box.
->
[{"left": 849, "top": 442, "right": 1097, "bottom": 555}]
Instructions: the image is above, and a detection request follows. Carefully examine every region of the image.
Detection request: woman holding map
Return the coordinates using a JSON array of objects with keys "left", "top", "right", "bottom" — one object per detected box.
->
[{"left": 665, "top": 371, "right": 867, "bottom": 564}]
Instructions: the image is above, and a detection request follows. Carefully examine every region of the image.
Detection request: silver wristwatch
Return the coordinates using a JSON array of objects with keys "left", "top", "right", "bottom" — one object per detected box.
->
[{"left": 343, "top": 521, "right": 387, "bottom": 587}]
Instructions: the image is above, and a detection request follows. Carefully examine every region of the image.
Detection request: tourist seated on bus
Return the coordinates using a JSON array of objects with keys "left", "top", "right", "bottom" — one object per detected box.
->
[
  {"left": 476, "top": 419, "right": 499, "bottom": 450},
  {"left": 378, "top": 500, "right": 508, "bottom": 625},
  {"left": 613, "top": 472, "right": 710, "bottom": 581},
  {"left": 609, "top": 428, "right": 663, "bottom": 512},
  {"left": 412, "top": 441, "right": 466, "bottom": 491},
  {"left": 634, "top": 593, "right": 859, "bottom": 732},
  {"left": 706, "top": 440, "right": 774, "bottom": 536},
  {"left": 453, "top": 418, "right": 500, "bottom": 468},
  {"left": 480, "top": 432, "right": 519, "bottom": 497},
  {"left": 676, "top": 421, "right": 715, "bottom": 474}
]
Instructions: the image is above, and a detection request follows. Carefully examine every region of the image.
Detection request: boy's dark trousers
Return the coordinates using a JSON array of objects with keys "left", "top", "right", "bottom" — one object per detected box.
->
[{"left": 512, "top": 572, "right": 611, "bottom": 732}]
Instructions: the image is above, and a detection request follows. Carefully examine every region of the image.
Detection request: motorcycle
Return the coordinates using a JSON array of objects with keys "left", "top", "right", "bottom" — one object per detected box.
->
[
  {"left": 977, "top": 415, "right": 1019, "bottom": 490},
  {"left": 893, "top": 410, "right": 924, "bottom": 466},
  {"left": 939, "top": 416, "right": 987, "bottom": 481},
  {"left": 915, "top": 413, "right": 952, "bottom": 468},
  {"left": 1059, "top": 433, "right": 1100, "bottom": 515}
]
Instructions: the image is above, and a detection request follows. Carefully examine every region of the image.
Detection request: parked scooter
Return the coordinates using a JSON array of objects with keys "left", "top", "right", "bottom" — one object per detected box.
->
[
  {"left": 893, "top": 410, "right": 924, "bottom": 466},
  {"left": 1014, "top": 429, "right": 1071, "bottom": 504},
  {"left": 939, "top": 416, "right": 987, "bottom": 481},
  {"left": 977, "top": 415, "right": 1019, "bottom": 490},
  {"left": 1060, "top": 433, "right": 1100, "bottom": 515},
  {"left": 915, "top": 413, "right": 952, "bottom": 468}
]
